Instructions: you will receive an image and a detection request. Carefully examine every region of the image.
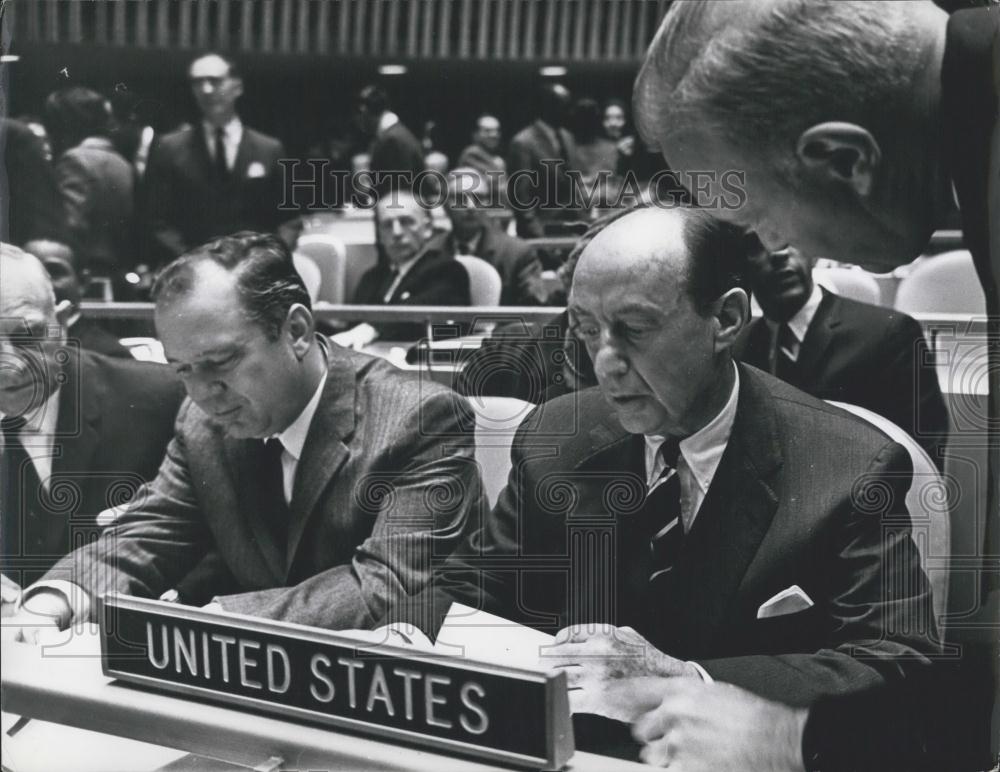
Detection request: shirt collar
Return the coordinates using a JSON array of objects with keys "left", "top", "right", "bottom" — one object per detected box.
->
[
  {"left": 0, "top": 388, "right": 61, "bottom": 437},
  {"left": 644, "top": 362, "right": 740, "bottom": 495},
  {"left": 202, "top": 116, "right": 242, "bottom": 142},
  {"left": 377, "top": 111, "right": 400, "bottom": 136},
  {"left": 785, "top": 283, "right": 824, "bottom": 343},
  {"left": 273, "top": 369, "right": 327, "bottom": 461}
]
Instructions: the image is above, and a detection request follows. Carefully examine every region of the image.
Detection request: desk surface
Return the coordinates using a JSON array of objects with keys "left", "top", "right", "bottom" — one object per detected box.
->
[{"left": 1, "top": 631, "right": 647, "bottom": 772}]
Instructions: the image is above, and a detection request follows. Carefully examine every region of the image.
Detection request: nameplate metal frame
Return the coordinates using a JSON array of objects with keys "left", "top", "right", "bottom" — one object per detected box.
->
[{"left": 99, "top": 594, "right": 573, "bottom": 770}]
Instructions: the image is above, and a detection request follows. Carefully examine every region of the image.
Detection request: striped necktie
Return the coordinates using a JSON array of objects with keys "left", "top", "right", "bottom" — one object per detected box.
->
[{"left": 645, "top": 438, "right": 683, "bottom": 583}]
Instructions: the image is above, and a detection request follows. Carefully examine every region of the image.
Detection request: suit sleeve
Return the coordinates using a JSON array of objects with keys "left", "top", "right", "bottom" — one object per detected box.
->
[
  {"left": 215, "top": 390, "right": 485, "bottom": 630},
  {"left": 698, "top": 441, "right": 940, "bottom": 705},
  {"left": 880, "top": 315, "right": 949, "bottom": 472},
  {"left": 41, "top": 401, "right": 213, "bottom": 617},
  {"left": 141, "top": 140, "right": 189, "bottom": 264},
  {"left": 53, "top": 151, "right": 92, "bottom": 254},
  {"left": 507, "top": 139, "right": 545, "bottom": 239}
]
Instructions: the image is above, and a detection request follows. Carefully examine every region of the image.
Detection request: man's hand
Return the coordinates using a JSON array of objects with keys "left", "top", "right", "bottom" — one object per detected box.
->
[
  {"left": 0, "top": 589, "right": 73, "bottom": 645},
  {"left": 331, "top": 323, "right": 378, "bottom": 351},
  {"left": 544, "top": 624, "right": 701, "bottom": 722},
  {"left": 633, "top": 678, "right": 808, "bottom": 771}
]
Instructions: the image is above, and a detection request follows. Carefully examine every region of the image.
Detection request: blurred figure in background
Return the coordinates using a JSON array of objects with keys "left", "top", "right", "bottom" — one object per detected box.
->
[
  {"left": 143, "top": 53, "right": 286, "bottom": 266},
  {"left": 569, "top": 97, "right": 619, "bottom": 210},
  {"left": 24, "top": 238, "right": 132, "bottom": 359},
  {"left": 354, "top": 84, "right": 425, "bottom": 195},
  {"left": 458, "top": 113, "right": 507, "bottom": 199},
  {"left": 43, "top": 87, "right": 136, "bottom": 294},
  {"left": 446, "top": 167, "right": 546, "bottom": 306},
  {"left": 0, "top": 118, "right": 69, "bottom": 247}
]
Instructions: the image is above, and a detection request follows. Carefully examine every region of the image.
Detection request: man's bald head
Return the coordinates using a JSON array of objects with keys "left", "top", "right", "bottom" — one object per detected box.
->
[{"left": 0, "top": 243, "right": 72, "bottom": 418}]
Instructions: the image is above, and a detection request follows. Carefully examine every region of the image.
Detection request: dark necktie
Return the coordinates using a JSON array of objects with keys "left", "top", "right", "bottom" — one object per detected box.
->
[
  {"left": 645, "top": 438, "right": 684, "bottom": 583},
  {"left": 1, "top": 417, "right": 42, "bottom": 572},
  {"left": 213, "top": 127, "right": 228, "bottom": 179},
  {"left": 259, "top": 437, "right": 288, "bottom": 554},
  {"left": 774, "top": 324, "right": 798, "bottom": 381}
]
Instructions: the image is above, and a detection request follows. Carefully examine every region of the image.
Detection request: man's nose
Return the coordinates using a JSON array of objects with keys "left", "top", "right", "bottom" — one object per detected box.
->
[{"left": 592, "top": 333, "right": 628, "bottom": 382}]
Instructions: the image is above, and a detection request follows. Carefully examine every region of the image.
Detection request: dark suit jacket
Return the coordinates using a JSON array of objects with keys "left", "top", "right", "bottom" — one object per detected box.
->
[
  {"left": 44, "top": 343, "right": 485, "bottom": 631},
  {"left": 142, "top": 124, "right": 286, "bottom": 264},
  {"left": 507, "top": 120, "right": 580, "bottom": 238},
  {"left": 352, "top": 233, "right": 471, "bottom": 341},
  {"left": 2, "top": 350, "right": 182, "bottom": 586},
  {"left": 468, "top": 224, "right": 543, "bottom": 306},
  {"left": 68, "top": 317, "right": 132, "bottom": 359},
  {"left": 54, "top": 137, "right": 135, "bottom": 276},
  {"left": 735, "top": 290, "right": 949, "bottom": 469},
  {"left": 0, "top": 118, "right": 70, "bottom": 246},
  {"left": 425, "top": 367, "right": 935, "bottom": 706},
  {"left": 457, "top": 310, "right": 595, "bottom": 403},
  {"left": 369, "top": 121, "right": 425, "bottom": 183}
]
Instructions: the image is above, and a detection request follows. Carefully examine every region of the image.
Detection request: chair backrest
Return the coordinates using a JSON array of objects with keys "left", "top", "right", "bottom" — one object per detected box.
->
[
  {"left": 894, "top": 250, "right": 987, "bottom": 315},
  {"left": 292, "top": 252, "right": 322, "bottom": 304},
  {"left": 812, "top": 267, "right": 882, "bottom": 306},
  {"left": 827, "top": 400, "right": 951, "bottom": 634},
  {"left": 296, "top": 233, "right": 348, "bottom": 303},
  {"left": 456, "top": 255, "right": 503, "bottom": 306},
  {"left": 469, "top": 396, "right": 534, "bottom": 507}
]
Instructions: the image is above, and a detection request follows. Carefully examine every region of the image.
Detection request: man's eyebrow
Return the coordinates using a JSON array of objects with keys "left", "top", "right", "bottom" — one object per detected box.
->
[{"left": 166, "top": 345, "right": 240, "bottom": 365}]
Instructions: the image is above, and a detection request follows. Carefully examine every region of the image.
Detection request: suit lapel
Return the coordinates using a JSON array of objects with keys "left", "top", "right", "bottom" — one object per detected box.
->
[
  {"left": 53, "top": 351, "right": 100, "bottom": 483},
  {"left": 231, "top": 128, "right": 253, "bottom": 182},
  {"left": 285, "top": 345, "right": 356, "bottom": 571},
  {"left": 795, "top": 290, "right": 840, "bottom": 384},
  {"left": 666, "top": 367, "right": 782, "bottom": 654}
]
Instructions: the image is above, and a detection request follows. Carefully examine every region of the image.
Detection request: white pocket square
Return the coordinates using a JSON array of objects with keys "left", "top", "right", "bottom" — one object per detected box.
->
[
  {"left": 757, "top": 585, "right": 814, "bottom": 619},
  {"left": 246, "top": 161, "right": 267, "bottom": 179}
]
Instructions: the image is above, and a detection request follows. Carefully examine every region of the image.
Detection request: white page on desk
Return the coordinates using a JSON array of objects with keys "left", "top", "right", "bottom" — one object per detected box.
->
[{"left": 432, "top": 603, "right": 555, "bottom": 671}]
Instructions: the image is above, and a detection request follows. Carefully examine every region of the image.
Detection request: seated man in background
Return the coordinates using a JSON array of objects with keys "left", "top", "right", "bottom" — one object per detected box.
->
[
  {"left": 457, "top": 114, "right": 507, "bottom": 200},
  {"left": 0, "top": 244, "right": 182, "bottom": 600},
  {"left": 3, "top": 232, "right": 484, "bottom": 638},
  {"left": 415, "top": 206, "right": 938, "bottom": 763},
  {"left": 25, "top": 238, "right": 132, "bottom": 359},
  {"left": 341, "top": 189, "right": 470, "bottom": 345},
  {"left": 446, "top": 167, "right": 547, "bottom": 307},
  {"left": 736, "top": 245, "right": 949, "bottom": 470}
]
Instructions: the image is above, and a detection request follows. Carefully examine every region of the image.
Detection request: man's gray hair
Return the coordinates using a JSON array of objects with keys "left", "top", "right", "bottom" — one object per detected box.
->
[{"left": 635, "top": 1, "right": 929, "bottom": 163}]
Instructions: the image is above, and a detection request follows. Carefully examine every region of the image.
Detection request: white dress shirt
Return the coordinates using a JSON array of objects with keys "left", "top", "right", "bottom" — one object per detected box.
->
[
  {"left": 771, "top": 284, "right": 823, "bottom": 362},
  {"left": 643, "top": 363, "right": 740, "bottom": 534},
  {"left": 270, "top": 369, "right": 328, "bottom": 504},
  {"left": 202, "top": 117, "right": 243, "bottom": 171},
  {"left": 0, "top": 388, "right": 61, "bottom": 494},
  {"left": 377, "top": 111, "right": 400, "bottom": 136}
]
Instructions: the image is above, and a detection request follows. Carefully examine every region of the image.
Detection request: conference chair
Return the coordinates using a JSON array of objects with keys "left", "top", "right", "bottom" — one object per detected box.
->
[
  {"left": 828, "top": 400, "right": 951, "bottom": 638},
  {"left": 468, "top": 395, "right": 534, "bottom": 507},
  {"left": 295, "top": 233, "right": 348, "bottom": 303},
  {"left": 292, "top": 252, "right": 322, "bottom": 304},
  {"left": 894, "top": 250, "right": 987, "bottom": 316},
  {"left": 455, "top": 255, "right": 503, "bottom": 307},
  {"left": 813, "top": 266, "right": 882, "bottom": 306}
]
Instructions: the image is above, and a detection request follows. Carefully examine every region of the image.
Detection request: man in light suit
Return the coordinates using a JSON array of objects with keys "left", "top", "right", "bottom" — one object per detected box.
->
[
  {"left": 142, "top": 53, "right": 287, "bottom": 266},
  {"left": 0, "top": 244, "right": 182, "bottom": 597},
  {"left": 4, "top": 232, "right": 483, "bottom": 638},
  {"left": 415, "top": 206, "right": 938, "bottom": 763},
  {"left": 736, "top": 246, "right": 949, "bottom": 470}
]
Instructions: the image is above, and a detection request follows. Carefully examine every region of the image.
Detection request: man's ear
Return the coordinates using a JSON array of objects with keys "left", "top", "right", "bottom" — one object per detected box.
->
[
  {"left": 795, "top": 123, "right": 881, "bottom": 198},
  {"left": 713, "top": 288, "right": 749, "bottom": 353},
  {"left": 285, "top": 304, "right": 315, "bottom": 359}
]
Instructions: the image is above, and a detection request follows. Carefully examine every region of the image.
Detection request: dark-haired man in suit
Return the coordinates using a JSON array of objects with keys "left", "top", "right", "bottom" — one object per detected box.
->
[
  {"left": 736, "top": 246, "right": 949, "bottom": 470},
  {"left": 4, "top": 232, "right": 483, "bottom": 639},
  {"left": 142, "top": 53, "right": 286, "bottom": 266},
  {"left": 355, "top": 84, "right": 426, "bottom": 190},
  {"left": 413, "top": 205, "right": 938, "bottom": 764},
  {"left": 0, "top": 243, "right": 182, "bottom": 599}
]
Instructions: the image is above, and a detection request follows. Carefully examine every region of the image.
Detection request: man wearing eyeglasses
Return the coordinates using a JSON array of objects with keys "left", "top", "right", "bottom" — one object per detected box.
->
[{"left": 142, "top": 53, "right": 287, "bottom": 267}]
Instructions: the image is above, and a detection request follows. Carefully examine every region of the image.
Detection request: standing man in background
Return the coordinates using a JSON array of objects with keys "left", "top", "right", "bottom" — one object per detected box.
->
[{"left": 143, "top": 53, "right": 286, "bottom": 266}]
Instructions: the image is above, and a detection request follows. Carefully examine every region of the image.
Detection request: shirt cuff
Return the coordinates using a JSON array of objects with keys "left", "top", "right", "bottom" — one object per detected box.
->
[
  {"left": 19, "top": 580, "right": 90, "bottom": 624},
  {"left": 687, "top": 660, "right": 714, "bottom": 683}
]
